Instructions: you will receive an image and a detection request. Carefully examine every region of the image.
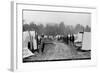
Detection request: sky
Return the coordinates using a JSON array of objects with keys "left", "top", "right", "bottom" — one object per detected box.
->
[{"left": 23, "top": 10, "right": 91, "bottom": 27}]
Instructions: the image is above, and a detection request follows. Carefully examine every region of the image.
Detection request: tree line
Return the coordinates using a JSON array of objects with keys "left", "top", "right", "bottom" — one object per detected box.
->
[{"left": 23, "top": 22, "right": 91, "bottom": 36}]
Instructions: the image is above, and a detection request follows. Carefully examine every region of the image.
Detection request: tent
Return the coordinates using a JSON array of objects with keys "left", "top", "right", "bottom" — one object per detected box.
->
[
  {"left": 22, "top": 47, "right": 34, "bottom": 58},
  {"left": 30, "top": 31, "right": 37, "bottom": 50},
  {"left": 81, "top": 32, "right": 91, "bottom": 50},
  {"left": 74, "top": 32, "right": 83, "bottom": 43},
  {"left": 23, "top": 31, "right": 30, "bottom": 48},
  {"left": 23, "top": 31, "right": 34, "bottom": 58}
]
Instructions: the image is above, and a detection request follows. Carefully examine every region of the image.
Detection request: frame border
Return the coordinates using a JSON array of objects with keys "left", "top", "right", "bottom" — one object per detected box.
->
[{"left": 11, "top": 1, "right": 97, "bottom": 71}]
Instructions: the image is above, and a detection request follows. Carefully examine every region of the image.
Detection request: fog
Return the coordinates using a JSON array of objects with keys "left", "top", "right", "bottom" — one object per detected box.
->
[{"left": 23, "top": 10, "right": 91, "bottom": 27}]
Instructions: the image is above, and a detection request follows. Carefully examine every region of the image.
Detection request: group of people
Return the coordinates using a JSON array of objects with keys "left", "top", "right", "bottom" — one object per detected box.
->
[
  {"left": 27, "top": 32, "right": 76, "bottom": 55},
  {"left": 58, "top": 34, "right": 75, "bottom": 45}
]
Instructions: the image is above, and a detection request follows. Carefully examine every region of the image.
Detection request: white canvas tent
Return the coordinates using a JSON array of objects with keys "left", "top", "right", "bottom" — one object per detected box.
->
[
  {"left": 30, "top": 31, "right": 37, "bottom": 50},
  {"left": 23, "top": 31, "right": 30, "bottom": 48},
  {"left": 74, "top": 32, "right": 83, "bottom": 43},
  {"left": 23, "top": 31, "right": 34, "bottom": 58},
  {"left": 22, "top": 47, "right": 34, "bottom": 58},
  {"left": 81, "top": 32, "right": 91, "bottom": 50}
]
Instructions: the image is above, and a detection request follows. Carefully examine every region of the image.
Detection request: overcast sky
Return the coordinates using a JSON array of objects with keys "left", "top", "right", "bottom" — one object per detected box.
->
[{"left": 23, "top": 10, "right": 91, "bottom": 27}]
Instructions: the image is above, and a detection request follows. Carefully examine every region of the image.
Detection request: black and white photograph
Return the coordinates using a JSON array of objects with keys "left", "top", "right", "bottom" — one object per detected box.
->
[{"left": 22, "top": 9, "right": 91, "bottom": 63}]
